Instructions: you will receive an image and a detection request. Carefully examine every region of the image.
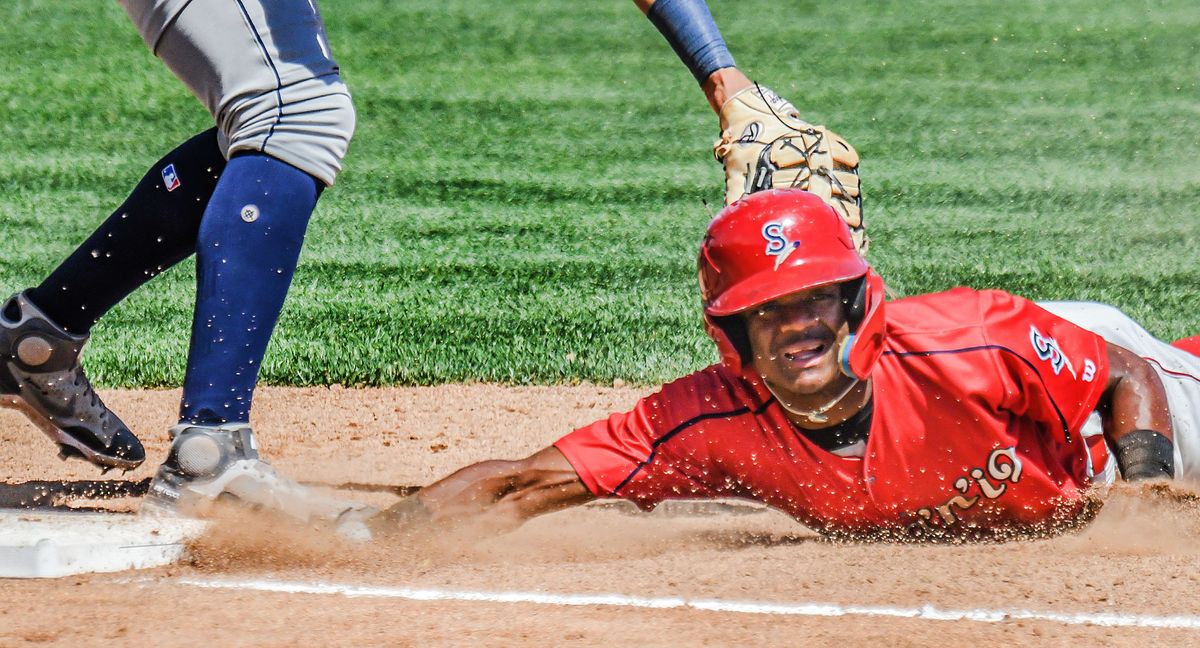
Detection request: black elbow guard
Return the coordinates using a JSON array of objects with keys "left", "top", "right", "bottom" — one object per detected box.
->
[{"left": 1113, "top": 430, "right": 1175, "bottom": 481}]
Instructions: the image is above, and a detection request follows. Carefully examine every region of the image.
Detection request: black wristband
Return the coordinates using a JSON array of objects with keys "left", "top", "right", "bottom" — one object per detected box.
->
[{"left": 1113, "top": 429, "right": 1175, "bottom": 481}]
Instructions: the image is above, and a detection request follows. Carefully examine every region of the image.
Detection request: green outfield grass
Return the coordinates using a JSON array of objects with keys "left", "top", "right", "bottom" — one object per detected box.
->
[{"left": 1, "top": 0, "right": 1197, "bottom": 387}]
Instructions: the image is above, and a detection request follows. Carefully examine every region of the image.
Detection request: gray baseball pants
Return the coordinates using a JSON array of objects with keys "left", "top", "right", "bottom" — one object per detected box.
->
[{"left": 120, "top": 0, "right": 354, "bottom": 185}]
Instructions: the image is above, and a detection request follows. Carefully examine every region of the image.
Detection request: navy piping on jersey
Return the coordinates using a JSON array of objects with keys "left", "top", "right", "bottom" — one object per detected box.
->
[
  {"left": 882, "top": 344, "right": 1074, "bottom": 443},
  {"left": 611, "top": 399, "right": 773, "bottom": 496},
  {"left": 613, "top": 344, "right": 1080, "bottom": 495},
  {"left": 233, "top": 0, "right": 286, "bottom": 151}
]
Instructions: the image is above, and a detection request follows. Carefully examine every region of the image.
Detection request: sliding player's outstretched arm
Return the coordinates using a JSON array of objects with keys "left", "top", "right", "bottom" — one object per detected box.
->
[{"left": 372, "top": 447, "right": 594, "bottom": 538}]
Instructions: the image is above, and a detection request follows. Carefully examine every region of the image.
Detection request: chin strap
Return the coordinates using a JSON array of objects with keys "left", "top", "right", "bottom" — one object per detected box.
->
[{"left": 765, "top": 377, "right": 861, "bottom": 425}]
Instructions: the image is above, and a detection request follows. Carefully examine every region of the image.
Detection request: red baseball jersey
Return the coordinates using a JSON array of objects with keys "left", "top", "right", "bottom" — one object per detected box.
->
[{"left": 555, "top": 288, "right": 1112, "bottom": 538}]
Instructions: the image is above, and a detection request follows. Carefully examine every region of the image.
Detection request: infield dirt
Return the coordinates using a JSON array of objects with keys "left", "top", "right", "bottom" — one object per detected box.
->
[{"left": 3, "top": 386, "right": 1200, "bottom": 646}]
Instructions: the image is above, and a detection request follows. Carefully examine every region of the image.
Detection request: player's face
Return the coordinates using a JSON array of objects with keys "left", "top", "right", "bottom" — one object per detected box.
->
[{"left": 743, "top": 284, "right": 851, "bottom": 397}]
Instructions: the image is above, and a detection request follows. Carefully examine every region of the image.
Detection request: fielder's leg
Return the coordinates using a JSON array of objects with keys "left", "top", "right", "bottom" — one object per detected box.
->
[
  {"left": 0, "top": 130, "right": 227, "bottom": 470},
  {"left": 126, "top": 0, "right": 364, "bottom": 523}
]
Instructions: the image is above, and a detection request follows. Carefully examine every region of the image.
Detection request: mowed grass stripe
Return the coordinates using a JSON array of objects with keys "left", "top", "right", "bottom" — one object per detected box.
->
[{"left": 0, "top": 0, "right": 1197, "bottom": 387}]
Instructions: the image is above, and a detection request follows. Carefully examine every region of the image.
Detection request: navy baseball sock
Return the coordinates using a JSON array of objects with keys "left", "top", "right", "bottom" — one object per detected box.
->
[
  {"left": 26, "top": 129, "right": 226, "bottom": 333},
  {"left": 179, "top": 153, "right": 321, "bottom": 426},
  {"left": 646, "top": 0, "right": 736, "bottom": 84}
]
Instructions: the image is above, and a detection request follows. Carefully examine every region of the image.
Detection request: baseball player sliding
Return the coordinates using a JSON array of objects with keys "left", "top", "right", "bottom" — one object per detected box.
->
[
  {"left": 0, "top": 0, "right": 825, "bottom": 526},
  {"left": 355, "top": 189, "right": 1199, "bottom": 540}
]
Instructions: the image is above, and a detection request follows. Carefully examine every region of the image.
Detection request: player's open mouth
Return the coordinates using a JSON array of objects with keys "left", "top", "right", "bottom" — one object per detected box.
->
[{"left": 780, "top": 340, "right": 830, "bottom": 367}]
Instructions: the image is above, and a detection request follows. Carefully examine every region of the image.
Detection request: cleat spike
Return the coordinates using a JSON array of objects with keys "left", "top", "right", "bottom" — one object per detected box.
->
[{"left": 58, "top": 443, "right": 86, "bottom": 462}]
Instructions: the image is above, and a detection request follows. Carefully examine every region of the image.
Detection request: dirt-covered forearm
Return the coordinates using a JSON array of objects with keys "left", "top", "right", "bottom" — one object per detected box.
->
[{"left": 374, "top": 446, "right": 595, "bottom": 537}]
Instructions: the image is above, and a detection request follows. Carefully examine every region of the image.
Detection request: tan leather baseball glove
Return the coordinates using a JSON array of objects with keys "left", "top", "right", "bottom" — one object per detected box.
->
[{"left": 714, "top": 84, "right": 865, "bottom": 252}]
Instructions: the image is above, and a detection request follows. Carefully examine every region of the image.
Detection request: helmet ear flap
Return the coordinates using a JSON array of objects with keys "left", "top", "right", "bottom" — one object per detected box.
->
[
  {"left": 843, "top": 277, "right": 868, "bottom": 327},
  {"left": 839, "top": 271, "right": 887, "bottom": 379},
  {"left": 704, "top": 314, "right": 751, "bottom": 374}
]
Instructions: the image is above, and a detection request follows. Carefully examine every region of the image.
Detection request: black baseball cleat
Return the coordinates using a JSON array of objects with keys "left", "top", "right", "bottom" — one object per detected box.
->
[{"left": 0, "top": 292, "right": 145, "bottom": 470}]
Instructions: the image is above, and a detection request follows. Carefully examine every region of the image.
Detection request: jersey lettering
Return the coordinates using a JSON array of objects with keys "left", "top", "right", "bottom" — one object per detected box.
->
[
  {"left": 1030, "top": 325, "right": 1077, "bottom": 378},
  {"left": 913, "top": 446, "right": 1023, "bottom": 529}
]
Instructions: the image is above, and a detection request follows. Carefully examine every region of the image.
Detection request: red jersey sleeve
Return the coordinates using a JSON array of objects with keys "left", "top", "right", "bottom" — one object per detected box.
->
[
  {"left": 553, "top": 365, "right": 753, "bottom": 510},
  {"left": 977, "top": 290, "right": 1110, "bottom": 441}
]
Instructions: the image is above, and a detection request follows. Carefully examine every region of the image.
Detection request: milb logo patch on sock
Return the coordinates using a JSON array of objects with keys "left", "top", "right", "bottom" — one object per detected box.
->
[{"left": 162, "top": 163, "right": 181, "bottom": 192}]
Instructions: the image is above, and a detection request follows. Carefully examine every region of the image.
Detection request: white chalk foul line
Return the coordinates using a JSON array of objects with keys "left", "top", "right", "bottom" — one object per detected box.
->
[{"left": 155, "top": 576, "right": 1200, "bottom": 630}]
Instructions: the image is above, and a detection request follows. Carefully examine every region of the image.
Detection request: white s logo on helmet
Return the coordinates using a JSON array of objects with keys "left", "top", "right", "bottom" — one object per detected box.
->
[{"left": 762, "top": 221, "right": 800, "bottom": 270}]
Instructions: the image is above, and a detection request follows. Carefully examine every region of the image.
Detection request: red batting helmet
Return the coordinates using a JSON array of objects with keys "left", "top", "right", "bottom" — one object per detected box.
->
[{"left": 698, "top": 189, "right": 886, "bottom": 379}]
